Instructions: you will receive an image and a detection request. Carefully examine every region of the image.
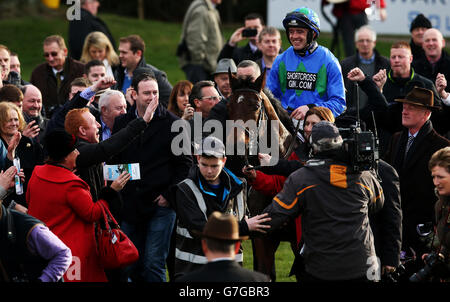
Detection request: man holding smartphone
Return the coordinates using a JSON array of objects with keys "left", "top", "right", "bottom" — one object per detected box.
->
[{"left": 217, "top": 13, "right": 264, "bottom": 65}]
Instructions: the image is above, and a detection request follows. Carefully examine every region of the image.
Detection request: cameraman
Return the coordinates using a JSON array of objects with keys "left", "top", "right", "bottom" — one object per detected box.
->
[{"left": 262, "top": 121, "right": 384, "bottom": 281}]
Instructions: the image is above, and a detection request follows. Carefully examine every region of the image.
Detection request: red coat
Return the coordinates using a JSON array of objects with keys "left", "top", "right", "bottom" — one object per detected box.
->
[
  {"left": 323, "top": 0, "right": 386, "bottom": 18},
  {"left": 27, "top": 164, "right": 108, "bottom": 282}
]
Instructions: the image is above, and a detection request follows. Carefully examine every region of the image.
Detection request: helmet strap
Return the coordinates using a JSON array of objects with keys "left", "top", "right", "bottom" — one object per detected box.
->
[{"left": 294, "top": 40, "right": 318, "bottom": 57}]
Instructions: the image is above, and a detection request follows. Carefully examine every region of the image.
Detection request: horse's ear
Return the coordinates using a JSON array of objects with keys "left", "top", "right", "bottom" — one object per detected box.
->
[
  {"left": 254, "top": 68, "right": 266, "bottom": 92},
  {"left": 229, "top": 67, "right": 238, "bottom": 91}
]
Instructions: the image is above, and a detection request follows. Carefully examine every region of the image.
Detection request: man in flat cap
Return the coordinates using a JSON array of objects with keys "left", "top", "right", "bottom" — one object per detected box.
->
[
  {"left": 384, "top": 87, "right": 450, "bottom": 272},
  {"left": 175, "top": 211, "right": 270, "bottom": 282},
  {"left": 213, "top": 58, "right": 237, "bottom": 100}
]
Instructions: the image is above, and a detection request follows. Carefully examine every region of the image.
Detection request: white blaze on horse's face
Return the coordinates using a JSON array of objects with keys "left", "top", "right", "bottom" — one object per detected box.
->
[{"left": 237, "top": 95, "right": 244, "bottom": 104}]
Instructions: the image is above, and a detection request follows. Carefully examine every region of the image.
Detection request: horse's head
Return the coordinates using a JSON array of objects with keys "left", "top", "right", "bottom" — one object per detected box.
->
[
  {"left": 227, "top": 68, "right": 266, "bottom": 123},
  {"left": 226, "top": 69, "right": 295, "bottom": 174},
  {"left": 225, "top": 70, "right": 266, "bottom": 168}
]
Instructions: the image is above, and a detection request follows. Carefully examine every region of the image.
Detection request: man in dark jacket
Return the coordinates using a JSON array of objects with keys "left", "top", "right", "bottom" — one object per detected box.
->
[
  {"left": 21, "top": 85, "right": 48, "bottom": 147},
  {"left": 370, "top": 159, "right": 403, "bottom": 277},
  {"left": 173, "top": 136, "right": 270, "bottom": 278},
  {"left": 384, "top": 87, "right": 450, "bottom": 268},
  {"left": 263, "top": 121, "right": 384, "bottom": 281},
  {"left": 110, "top": 73, "right": 192, "bottom": 282},
  {"left": 114, "top": 34, "right": 172, "bottom": 108},
  {"left": 217, "top": 13, "right": 264, "bottom": 65},
  {"left": 412, "top": 28, "right": 450, "bottom": 138},
  {"left": 375, "top": 41, "right": 441, "bottom": 156},
  {"left": 333, "top": 117, "right": 403, "bottom": 277},
  {"left": 30, "top": 35, "right": 85, "bottom": 118},
  {"left": 68, "top": 0, "right": 116, "bottom": 61},
  {"left": 340, "top": 67, "right": 389, "bottom": 133},
  {"left": 45, "top": 77, "right": 152, "bottom": 218},
  {"left": 340, "top": 25, "right": 390, "bottom": 121},
  {"left": 409, "top": 13, "right": 432, "bottom": 65},
  {"left": 176, "top": 211, "right": 270, "bottom": 282}
]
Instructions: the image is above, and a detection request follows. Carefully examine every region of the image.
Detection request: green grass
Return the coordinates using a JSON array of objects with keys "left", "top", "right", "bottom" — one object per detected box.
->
[{"left": 242, "top": 240, "right": 297, "bottom": 282}]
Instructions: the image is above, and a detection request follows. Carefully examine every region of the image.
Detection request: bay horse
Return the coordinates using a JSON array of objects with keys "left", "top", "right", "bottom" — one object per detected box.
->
[{"left": 226, "top": 69, "right": 300, "bottom": 281}]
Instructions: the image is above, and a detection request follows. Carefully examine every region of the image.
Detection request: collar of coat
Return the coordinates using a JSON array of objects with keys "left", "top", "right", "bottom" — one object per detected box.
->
[{"left": 191, "top": 165, "right": 244, "bottom": 202}]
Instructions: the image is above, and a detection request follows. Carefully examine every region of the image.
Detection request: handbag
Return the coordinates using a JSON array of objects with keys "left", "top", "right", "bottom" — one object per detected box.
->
[{"left": 96, "top": 202, "right": 139, "bottom": 269}]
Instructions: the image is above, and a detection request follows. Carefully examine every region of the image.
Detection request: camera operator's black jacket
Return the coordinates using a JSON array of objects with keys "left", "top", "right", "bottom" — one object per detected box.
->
[
  {"left": 263, "top": 157, "right": 384, "bottom": 281},
  {"left": 370, "top": 160, "right": 403, "bottom": 268}
]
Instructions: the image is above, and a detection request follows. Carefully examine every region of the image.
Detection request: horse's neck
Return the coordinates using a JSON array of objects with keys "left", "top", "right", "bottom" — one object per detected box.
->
[{"left": 260, "top": 93, "right": 294, "bottom": 159}]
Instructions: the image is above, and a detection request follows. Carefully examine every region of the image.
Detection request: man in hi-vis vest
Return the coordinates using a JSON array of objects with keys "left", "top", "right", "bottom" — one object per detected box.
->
[{"left": 173, "top": 136, "right": 270, "bottom": 279}]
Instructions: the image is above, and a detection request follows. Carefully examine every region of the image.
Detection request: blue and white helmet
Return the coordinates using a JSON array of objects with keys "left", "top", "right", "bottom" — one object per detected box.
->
[{"left": 283, "top": 7, "right": 321, "bottom": 40}]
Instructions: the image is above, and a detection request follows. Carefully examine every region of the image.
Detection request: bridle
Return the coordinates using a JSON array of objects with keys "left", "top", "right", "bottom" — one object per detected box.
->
[
  {"left": 231, "top": 88, "right": 267, "bottom": 166},
  {"left": 233, "top": 88, "right": 267, "bottom": 130},
  {"left": 230, "top": 88, "right": 299, "bottom": 166}
]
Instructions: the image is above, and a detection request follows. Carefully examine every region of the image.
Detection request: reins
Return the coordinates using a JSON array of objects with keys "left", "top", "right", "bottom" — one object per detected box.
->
[{"left": 231, "top": 88, "right": 300, "bottom": 165}]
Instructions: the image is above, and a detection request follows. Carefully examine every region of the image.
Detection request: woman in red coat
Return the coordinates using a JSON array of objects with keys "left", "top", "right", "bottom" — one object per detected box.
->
[{"left": 27, "top": 129, "right": 125, "bottom": 282}]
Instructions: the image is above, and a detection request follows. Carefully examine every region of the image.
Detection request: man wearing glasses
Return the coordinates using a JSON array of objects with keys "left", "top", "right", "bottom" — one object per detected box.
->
[
  {"left": 189, "top": 80, "right": 222, "bottom": 119},
  {"left": 30, "top": 35, "right": 85, "bottom": 118},
  {"left": 339, "top": 25, "right": 390, "bottom": 121},
  {"left": 183, "top": 80, "right": 222, "bottom": 152}
]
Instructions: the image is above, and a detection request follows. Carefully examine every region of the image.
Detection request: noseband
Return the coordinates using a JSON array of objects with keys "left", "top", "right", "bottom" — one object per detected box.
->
[
  {"left": 233, "top": 89, "right": 266, "bottom": 131},
  {"left": 231, "top": 89, "right": 300, "bottom": 164},
  {"left": 231, "top": 89, "right": 268, "bottom": 166}
]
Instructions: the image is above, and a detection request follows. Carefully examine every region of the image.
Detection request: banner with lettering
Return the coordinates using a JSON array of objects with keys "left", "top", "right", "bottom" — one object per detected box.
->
[{"left": 267, "top": 0, "right": 449, "bottom": 37}]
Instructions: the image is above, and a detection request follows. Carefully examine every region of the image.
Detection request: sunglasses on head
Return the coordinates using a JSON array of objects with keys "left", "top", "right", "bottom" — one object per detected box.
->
[{"left": 44, "top": 52, "right": 59, "bottom": 58}]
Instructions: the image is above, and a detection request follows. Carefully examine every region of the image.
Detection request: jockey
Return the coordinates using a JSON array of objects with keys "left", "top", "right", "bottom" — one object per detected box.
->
[{"left": 266, "top": 7, "right": 346, "bottom": 120}]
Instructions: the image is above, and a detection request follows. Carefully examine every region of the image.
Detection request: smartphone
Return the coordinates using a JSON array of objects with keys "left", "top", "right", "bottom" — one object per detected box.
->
[
  {"left": 13, "top": 158, "right": 23, "bottom": 195},
  {"left": 242, "top": 28, "right": 258, "bottom": 38}
]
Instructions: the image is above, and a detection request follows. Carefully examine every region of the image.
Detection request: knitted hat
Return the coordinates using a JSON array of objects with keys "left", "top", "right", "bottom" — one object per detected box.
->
[
  {"left": 310, "top": 121, "right": 343, "bottom": 153},
  {"left": 410, "top": 14, "right": 432, "bottom": 32},
  {"left": 44, "top": 129, "right": 77, "bottom": 161}
]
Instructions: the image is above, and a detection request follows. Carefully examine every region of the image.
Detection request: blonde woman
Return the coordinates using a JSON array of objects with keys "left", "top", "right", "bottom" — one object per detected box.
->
[
  {"left": 0, "top": 102, "right": 43, "bottom": 212},
  {"left": 80, "top": 31, "right": 119, "bottom": 78}
]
